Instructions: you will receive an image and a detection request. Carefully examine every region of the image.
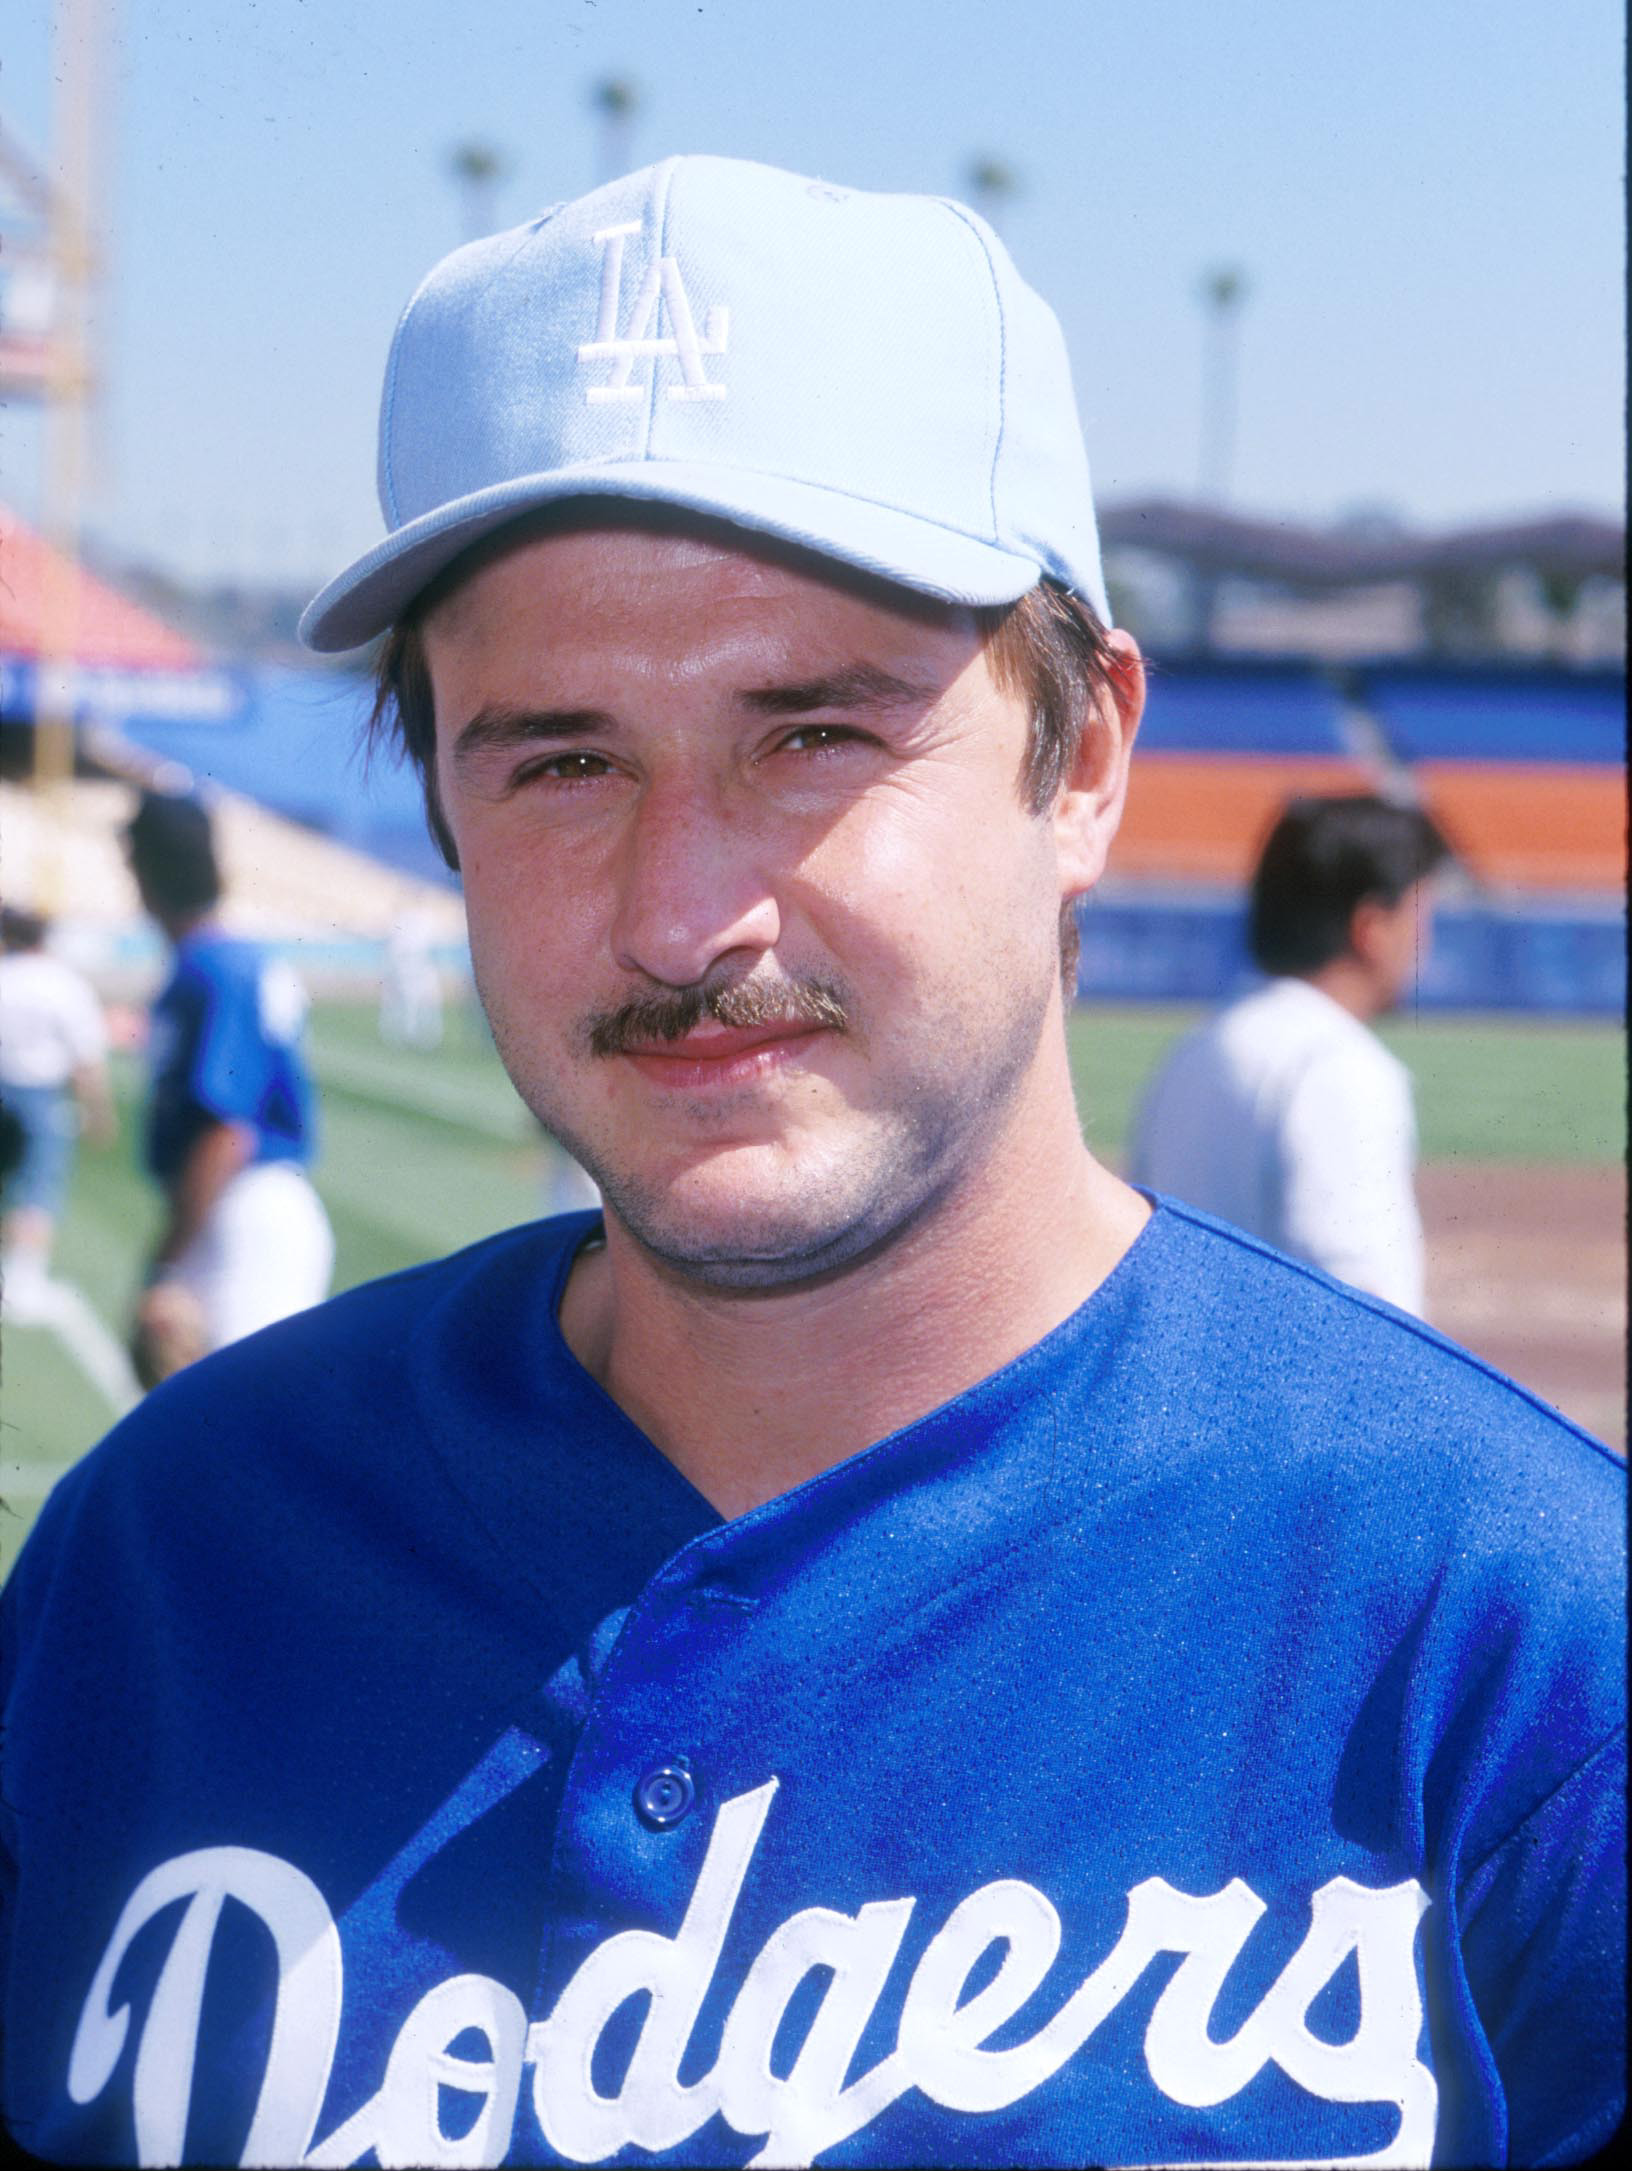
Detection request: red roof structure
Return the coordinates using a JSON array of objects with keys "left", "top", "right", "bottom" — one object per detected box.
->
[{"left": 0, "top": 505, "right": 201, "bottom": 668}]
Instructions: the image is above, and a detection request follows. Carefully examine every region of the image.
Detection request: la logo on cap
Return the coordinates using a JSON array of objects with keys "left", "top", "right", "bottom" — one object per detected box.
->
[{"left": 577, "top": 220, "right": 729, "bottom": 405}]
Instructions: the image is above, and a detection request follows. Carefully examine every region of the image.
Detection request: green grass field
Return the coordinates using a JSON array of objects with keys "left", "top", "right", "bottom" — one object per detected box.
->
[
  {"left": 2, "top": 998, "right": 1622, "bottom": 1579},
  {"left": 1072, "top": 1005, "right": 1626, "bottom": 1166}
]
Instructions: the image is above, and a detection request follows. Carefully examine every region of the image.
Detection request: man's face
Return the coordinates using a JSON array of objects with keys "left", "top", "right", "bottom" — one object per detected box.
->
[{"left": 424, "top": 524, "right": 1130, "bottom": 1288}]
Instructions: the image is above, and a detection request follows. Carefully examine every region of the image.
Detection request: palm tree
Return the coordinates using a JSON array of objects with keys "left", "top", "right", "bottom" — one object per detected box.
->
[
  {"left": 1197, "top": 265, "right": 1249, "bottom": 503},
  {"left": 448, "top": 141, "right": 508, "bottom": 243},
  {"left": 591, "top": 78, "right": 640, "bottom": 186},
  {"left": 965, "top": 156, "right": 1019, "bottom": 236}
]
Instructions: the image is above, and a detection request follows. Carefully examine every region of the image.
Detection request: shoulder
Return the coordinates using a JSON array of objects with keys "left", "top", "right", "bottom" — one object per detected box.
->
[
  {"left": 1308, "top": 1005, "right": 1409, "bottom": 1086},
  {"left": 3, "top": 953, "right": 81, "bottom": 1005},
  {"left": 1257, "top": 994, "right": 1412, "bottom": 1119},
  {"left": 1109, "top": 1202, "right": 1624, "bottom": 1818},
  {"left": 1171, "top": 981, "right": 1332, "bottom": 1076},
  {"left": 6, "top": 1213, "right": 600, "bottom": 1614},
  {"left": 176, "top": 933, "right": 262, "bottom": 993},
  {"left": 1130, "top": 1197, "right": 1622, "bottom": 1528}
]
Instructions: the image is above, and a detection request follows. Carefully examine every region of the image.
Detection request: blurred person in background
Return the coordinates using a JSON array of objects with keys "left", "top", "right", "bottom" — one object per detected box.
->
[
  {"left": 378, "top": 903, "right": 445, "bottom": 1048},
  {"left": 1128, "top": 793, "right": 1449, "bottom": 1313},
  {"left": 0, "top": 1099, "right": 26, "bottom": 1196},
  {"left": 123, "top": 790, "right": 334, "bottom": 1384},
  {"left": 0, "top": 902, "right": 115, "bottom": 1315}
]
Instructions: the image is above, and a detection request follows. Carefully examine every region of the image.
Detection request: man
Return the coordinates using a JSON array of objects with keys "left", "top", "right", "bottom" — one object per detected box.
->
[
  {"left": 379, "top": 905, "right": 445, "bottom": 1049},
  {"left": 0, "top": 158, "right": 1621, "bottom": 2167},
  {"left": 0, "top": 902, "right": 114, "bottom": 1312},
  {"left": 1127, "top": 795, "right": 1449, "bottom": 1314},
  {"left": 123, "top": 788, "right": 334, "bottom": 1382}
]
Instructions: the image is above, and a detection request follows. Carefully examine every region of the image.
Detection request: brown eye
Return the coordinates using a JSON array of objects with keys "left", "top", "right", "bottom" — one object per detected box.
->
[
  {"left": 779, "top": 725, "right": 862, "bottom": 754},
  {"left": 524, "top": 751, "right": 612, "bottom": 782}
]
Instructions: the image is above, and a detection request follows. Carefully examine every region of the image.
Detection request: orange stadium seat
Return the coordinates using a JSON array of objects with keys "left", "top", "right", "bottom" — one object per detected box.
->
[
  {"left": 1113, "top": 753, "right": 1378, "bottom": 885},
  {"left": 1416, "top": 763, "right": 1626, "bottom": 892},
  {"left": 0, "top": 505, "right": 202, "bottom": 670}
]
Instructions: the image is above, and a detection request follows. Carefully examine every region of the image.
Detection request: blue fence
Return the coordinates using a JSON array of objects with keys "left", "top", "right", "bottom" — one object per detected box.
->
[
  {"left": 55, "top": 665, "right": 456, "bottom": 888},
  {"left": 1076, "top": 894, "right": 1625, "bottom": 1015},
  {"left": 1359, "top": 665, "right": 1624, "bottom": 767},
  {"left": 1138, "top": 662, "right": 1348, "bottom": 756}
]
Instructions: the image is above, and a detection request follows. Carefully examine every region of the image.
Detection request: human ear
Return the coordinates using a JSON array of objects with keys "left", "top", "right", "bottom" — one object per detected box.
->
[
  {"left": 1054, "top": 630, "right": 1145, "bottom": 901},
  {"left": 1347, "top": 893, "right": 1398, "bottom": 967}
]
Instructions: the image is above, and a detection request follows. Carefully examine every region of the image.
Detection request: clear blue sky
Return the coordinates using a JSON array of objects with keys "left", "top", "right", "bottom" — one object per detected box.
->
[{"left": 2, "top": 0, "right": 1623, "bottom": 592}]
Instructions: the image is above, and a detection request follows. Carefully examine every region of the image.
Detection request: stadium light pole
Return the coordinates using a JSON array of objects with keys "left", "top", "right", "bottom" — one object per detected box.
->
[
  {"left": 1197, "top": 265, "right": 1248, "bottom": 504},
  {"left": 1193, "top": 265, "right": 1248, "bottom": 651},
  {"left": 448, "top": 141, "right": 508, "bottom": 244},
  {"left": 34, "top": 0, "right": 111, "bottom": 911},
  {"left": 966, "top": 155, "right": 1019, "bottom": 237},
  {"left": 591, "top": 77, "right": 639, "bottom": 187}
]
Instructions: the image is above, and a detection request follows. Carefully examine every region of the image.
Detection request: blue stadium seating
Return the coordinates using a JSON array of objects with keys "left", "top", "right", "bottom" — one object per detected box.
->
[
  {"left": 1136, "top": 664, "right": 1349, "bottom": 757},
  {"left": 109, "top": 667, "right": 453, "bottom": 886},
  {"left": 1361, "top": 666, "right": 1624, "bottom": 766},
  {"left": 1075, "top": 894, "right": 1625, "bottom": 1014}
]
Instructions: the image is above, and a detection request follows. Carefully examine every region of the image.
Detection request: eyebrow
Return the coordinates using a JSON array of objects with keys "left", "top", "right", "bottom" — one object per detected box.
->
[
  {"left": 738, "top": 663, "right": 943, "bottom": 716},
  {"left": 450, "top": 663, "right": 941, "bottom": 772},
  {"left": 451, "top": 705, "right": 610, "bottom": 773}
]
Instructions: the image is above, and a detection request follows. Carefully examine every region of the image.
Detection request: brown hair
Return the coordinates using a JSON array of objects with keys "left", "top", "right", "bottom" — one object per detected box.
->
[{"left": 368, "top": 552, "right": 1122, "bottom": 982}]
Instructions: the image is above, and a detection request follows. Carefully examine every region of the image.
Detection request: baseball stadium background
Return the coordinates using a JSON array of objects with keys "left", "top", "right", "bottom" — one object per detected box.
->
[{"left": 1, "top": 1, "right": 1625, "bottom": 1581}]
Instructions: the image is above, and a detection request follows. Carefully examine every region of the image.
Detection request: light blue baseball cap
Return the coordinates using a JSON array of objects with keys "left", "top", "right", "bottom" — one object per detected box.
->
[{"left": 299, "top": 154, "right": 1109, "bottom": 652}]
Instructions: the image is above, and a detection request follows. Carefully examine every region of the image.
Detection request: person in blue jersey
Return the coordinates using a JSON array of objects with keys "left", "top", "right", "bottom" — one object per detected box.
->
[
  {"left": 0, "top": 159, "right": 1622, "bottom": 2169},
  {"left": 124, "top": 788, "right": 334, "bottom": 1383}
]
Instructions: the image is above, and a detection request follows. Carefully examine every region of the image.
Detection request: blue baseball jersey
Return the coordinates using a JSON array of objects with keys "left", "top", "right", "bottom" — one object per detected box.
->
[
  {"left": 145, "top": 930, "right": 316, "bottom": 1182},
  {"left": 0, "top": 1203, "right": 1622, "bottom": 2166}
]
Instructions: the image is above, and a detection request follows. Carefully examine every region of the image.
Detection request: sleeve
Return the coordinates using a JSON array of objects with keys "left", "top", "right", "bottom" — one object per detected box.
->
[
  {"left": 1456, "top": 1727, "right": 1627, "bottom": 2166},
  {"left": 0, "top": 1557, "right": 31, "bottom": 2136},
  {"left": 1276, "top": 1041, "right": 1426, "bottom": 1313},
  {"left": 185, "top": 966, "right": 273, "bottom": 1130}
]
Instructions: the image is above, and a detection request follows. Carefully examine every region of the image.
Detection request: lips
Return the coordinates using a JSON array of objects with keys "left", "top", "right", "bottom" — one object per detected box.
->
[{"left": 618, "top": 1020, "right": 826, "bottom": 1088}]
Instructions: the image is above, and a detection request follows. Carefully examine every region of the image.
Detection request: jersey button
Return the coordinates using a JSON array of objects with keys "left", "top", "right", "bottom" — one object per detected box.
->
[{"left": 635, "top": 1762, "right": 695, "bottom": 1830}]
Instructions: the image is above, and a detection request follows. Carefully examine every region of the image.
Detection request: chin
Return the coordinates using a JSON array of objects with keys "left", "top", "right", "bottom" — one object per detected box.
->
[{"left": 593, "top": 1140, "right": 924, "bottom": 1293}]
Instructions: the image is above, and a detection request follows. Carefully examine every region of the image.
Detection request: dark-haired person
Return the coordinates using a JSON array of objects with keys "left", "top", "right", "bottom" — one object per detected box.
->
[
  {"left": 0, "top": 902, "right": 114, "bottom": 1312},
  {"left": 0, "top": 161, "right": 1621, "bottom": 2168},
  {"left": 123, "top": 789, "right": 333, "bottom": 1383},
  {"left": 1128, "top": 795, "right": 1449, "bottom": 1314}
]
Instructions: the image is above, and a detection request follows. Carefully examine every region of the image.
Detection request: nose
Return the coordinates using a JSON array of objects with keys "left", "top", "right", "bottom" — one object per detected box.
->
[{"left": 609, "top": 773, "right": 781, "bottom": 987}]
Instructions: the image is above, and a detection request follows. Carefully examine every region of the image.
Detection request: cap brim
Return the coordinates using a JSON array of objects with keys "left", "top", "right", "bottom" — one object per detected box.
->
[{"left": 299, "top": 462, "right": 1053, "bottom": 652}]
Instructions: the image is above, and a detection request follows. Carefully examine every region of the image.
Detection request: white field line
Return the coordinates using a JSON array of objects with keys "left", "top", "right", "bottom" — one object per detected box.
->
[
  {"left": 310, "top": 1046, "right": 529, "bottom": 1141},
  {"left": 5, "top": 1278, "right": 142, "bottom": 1422},
  {"left": 3, "top": 1057, "right": 514, "bottom": 1508}
]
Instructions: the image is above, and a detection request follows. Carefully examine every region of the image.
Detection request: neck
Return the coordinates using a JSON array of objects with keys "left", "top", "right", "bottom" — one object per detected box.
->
[
  {"left": 558, "top": 1022, "right": 1150, "bottom": 1518},
  {"left": 1301, "top": 955, "right": 1382, "bottom": 1022},
  {"left": 156, "top": 906, "right": 216, "bottom": 946}
]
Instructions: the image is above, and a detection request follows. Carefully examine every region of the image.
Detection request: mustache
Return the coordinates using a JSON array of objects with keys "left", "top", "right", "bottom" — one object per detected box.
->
[{"left": 586, "top": 972, "right": 851, "bottom": 1058}]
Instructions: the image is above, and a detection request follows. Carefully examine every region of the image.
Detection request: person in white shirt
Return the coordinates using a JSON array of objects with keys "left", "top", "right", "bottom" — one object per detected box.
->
[
  {"left": 379, "top": 908, "right": 445, "bottom": 1049},
  {"left": 1127, "top": 794, "right": 1450, "bottom": 1315},
  {"left": 0, "top": 905, "right": 116, "bottom": 1304}
]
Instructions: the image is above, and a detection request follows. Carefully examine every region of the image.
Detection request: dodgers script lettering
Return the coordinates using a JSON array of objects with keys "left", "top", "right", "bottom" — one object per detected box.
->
[{"left": 68, "top": 1778, "right": 1436, "bottom": 2168}]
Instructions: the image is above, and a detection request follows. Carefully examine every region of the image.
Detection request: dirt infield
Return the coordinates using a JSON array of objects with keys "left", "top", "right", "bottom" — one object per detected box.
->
[{"left": 1420, "top": 1161, "right": 1625, "bottom": 1451}]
